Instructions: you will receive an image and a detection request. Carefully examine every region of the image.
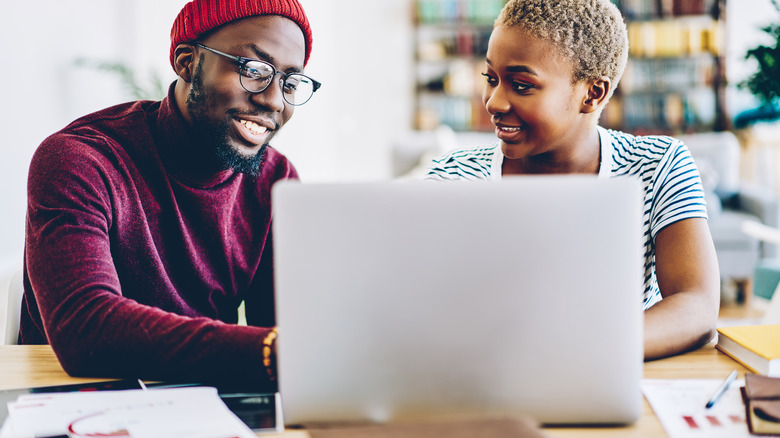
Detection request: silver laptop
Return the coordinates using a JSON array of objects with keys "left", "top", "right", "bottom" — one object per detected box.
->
[{"left": 272, "top": 176, "right": 643, "bottom": 426}]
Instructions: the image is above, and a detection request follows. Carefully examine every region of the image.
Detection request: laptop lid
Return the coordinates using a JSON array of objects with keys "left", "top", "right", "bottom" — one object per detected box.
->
[{"left": 272, "top": 176, "right": 643, "bottom": 426}]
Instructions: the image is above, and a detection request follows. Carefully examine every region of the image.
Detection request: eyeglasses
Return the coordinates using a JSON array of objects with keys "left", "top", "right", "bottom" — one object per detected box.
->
[{"left": 195, "top": 43, "right": 321, "bottom": 106}]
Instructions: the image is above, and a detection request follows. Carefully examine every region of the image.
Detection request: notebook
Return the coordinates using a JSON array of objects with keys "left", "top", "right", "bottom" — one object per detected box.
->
[
  {"left": 716, "top": 324, "right": 780, "bottom": 376},
  {"left": 0, "top": 380, "right": 282, "bottom": 434},
  {"left": 272, "top": 176, "right": 644, "bottom": 426}
]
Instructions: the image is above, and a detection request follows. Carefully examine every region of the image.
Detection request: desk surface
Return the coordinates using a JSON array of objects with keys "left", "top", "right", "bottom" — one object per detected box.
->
[{"left": 0, "top": 343, "right": 748, "bottom": 438}]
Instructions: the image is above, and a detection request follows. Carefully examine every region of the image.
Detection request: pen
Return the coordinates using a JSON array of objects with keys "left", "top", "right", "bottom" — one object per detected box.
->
[{"left": 705, "top": 369, "right": 738, "bottom": 409}]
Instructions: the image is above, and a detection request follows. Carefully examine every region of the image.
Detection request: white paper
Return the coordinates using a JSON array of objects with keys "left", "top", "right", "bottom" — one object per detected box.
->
[
  {"left": 643, "top": 378, "right": 750, "bottom": 438},
  {"left": 0, "top": 419, "right": 12, "bottom": 438},
  {"left": 1, "top": 386, "right": 256, "bottom": 438}
]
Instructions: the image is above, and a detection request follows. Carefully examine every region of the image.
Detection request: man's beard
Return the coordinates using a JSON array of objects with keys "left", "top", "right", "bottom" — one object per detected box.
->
[{"left": 186, "top": 62, "right": 266, "bottom": 177}]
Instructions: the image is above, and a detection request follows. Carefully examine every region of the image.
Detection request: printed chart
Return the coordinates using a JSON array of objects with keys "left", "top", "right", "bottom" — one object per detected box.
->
[{"left": 643, "top": 378, "right": 749, "bottom": 438}]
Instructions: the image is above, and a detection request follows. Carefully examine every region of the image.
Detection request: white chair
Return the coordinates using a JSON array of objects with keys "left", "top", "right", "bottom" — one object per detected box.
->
[
  {"left": 683, "top": 131, "right": 780, "bottom": 302},
  {"left": 741, "top": 221, "right": 780, "bottom": 324},
  {"left": 2, "top": 267, "right": 24, "bottom": 345}
]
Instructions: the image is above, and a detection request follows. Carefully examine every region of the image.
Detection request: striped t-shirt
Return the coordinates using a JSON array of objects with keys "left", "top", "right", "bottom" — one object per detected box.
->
[{"left": 425, "top": 126, "right": 709, "bottom": 309}]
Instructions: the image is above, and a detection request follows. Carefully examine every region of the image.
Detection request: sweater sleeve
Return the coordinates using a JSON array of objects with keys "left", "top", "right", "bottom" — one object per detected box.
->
[{"left": 25, "top": 133, "right": 275, "bottom": 391}]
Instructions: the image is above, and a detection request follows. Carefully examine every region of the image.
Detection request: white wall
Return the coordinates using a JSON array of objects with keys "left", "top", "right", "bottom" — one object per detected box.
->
[
  {"left": 274, "top": 0, "right": 414, "bottom": 182},
  {"left": 0, "top": 2, "right": 141, "bottom": 270},
  {"left": 0, "top": 0, "right": 413, "bottom": 269}
]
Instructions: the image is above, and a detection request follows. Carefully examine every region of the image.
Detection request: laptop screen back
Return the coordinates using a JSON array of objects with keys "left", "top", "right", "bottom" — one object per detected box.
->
[{"left": 272, "top": 176, "right": 643, "bottom": 426}]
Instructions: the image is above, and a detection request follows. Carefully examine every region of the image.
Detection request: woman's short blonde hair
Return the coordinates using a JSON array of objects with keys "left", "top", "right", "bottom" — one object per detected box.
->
[{"left": 496, "top": 0, "right": 628, "bottom": 88}]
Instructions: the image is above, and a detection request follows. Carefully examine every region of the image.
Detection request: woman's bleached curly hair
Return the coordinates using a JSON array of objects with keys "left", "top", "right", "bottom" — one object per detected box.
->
[{"left": 496, "top": 0, "right": 628, "bottom": 91}]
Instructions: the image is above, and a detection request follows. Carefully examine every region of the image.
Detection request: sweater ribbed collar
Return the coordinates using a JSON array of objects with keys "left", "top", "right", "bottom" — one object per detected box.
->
[{"left": 154, "top": 82, "right": 240, "bottom": 189}]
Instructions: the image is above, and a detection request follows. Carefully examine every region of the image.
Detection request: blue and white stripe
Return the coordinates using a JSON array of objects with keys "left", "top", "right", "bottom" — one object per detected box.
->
[{"left": 425, "top": 126, "right": 708, "bottom": 309}]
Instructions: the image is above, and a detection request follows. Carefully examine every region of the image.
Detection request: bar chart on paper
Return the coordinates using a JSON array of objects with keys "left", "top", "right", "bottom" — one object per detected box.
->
[{"left": 642, "top": 379, "right": 749, "bottom": 437}]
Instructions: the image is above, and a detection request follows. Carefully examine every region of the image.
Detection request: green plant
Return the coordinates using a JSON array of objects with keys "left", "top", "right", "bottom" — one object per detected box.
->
[
  {"left": 741, "top": 0, "right": 780, "bottom": 104},
  {"left": 74, "top": 58, "right": 167, "bottom": 101}
]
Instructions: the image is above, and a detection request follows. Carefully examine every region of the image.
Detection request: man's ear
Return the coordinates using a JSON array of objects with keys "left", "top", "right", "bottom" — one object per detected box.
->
[
  {"left": 173, "top": 44, "right": 196, "bottom": 82},
  {"left": 581, "top": 76, "right": 612, "bottom": 114}
]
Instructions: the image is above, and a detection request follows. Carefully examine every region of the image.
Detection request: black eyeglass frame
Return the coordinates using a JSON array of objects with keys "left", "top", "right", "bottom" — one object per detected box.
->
[{"left": 194, "top": 42, "right": 321, "bottom": 106}]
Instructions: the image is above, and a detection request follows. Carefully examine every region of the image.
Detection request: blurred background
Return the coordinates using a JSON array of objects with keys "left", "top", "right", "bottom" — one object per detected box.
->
[{"left": 1, "top": 0, "right": 780, "bottom": 305}]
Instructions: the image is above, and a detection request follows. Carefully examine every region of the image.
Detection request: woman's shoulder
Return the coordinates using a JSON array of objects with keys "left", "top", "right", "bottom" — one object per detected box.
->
[
  {"left": 606, "top": 128, "right": 685, "bottom": 154},
  {"left": 431, "top": 143, "right": 499, "bottom": 163},
  {"left": 604, "top": 128, "right": 689, "bottom": 169},
  {"left": 426, "top": 143, "right": 499, "bottom": 180}
]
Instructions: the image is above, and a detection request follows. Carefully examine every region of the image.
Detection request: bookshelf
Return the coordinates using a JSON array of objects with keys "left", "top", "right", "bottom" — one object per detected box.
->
[
  {"left": 602, "top": 0, "right": 730, "bottom": 134},
  {"left": 411, "top": 0, "right": 729, "bottom": 135},
  {"left": 412, "top": 0, "right": 506, "bottom": 131}
]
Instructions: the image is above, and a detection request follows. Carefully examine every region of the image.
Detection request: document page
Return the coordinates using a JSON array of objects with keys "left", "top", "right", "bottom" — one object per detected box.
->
[
  {"left": 1, "top": 386, "right": 256, "bottom": 438},
  {"left": 643, "top": 378, "right": 749, "bottom": 438}
]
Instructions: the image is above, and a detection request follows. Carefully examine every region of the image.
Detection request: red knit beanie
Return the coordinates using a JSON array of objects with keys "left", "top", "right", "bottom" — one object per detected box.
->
[{"left": 169, "top": 0, "right": 312, "bottom": 69}]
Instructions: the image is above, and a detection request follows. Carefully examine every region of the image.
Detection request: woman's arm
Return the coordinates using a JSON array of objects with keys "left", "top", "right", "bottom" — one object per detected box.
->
[{"left": 644, "top": 217, "right": 721, "bottom": 360}]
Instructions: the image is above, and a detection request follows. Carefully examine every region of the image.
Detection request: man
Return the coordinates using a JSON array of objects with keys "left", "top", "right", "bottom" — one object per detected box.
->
[{"left": 19, "top": 0, "right": 320, "bottom": 391}]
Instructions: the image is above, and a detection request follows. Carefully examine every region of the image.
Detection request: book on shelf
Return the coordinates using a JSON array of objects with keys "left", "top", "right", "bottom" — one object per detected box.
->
[
  {"left": 621, "top": 57, "right": 715, "bottom": 94},
  {"left": 626, "top": 18, "right": 722, "bottom": 58},
  {"left": 415, "top": 0, "right": 506, "bottom": 25},
  {"left": 716, "top": 325, "right": 780, "bottom": 376},
  {"left": 618, "top": 0, "right": 715, "bottom": 18},
  {"left": 616, "top": 88, "right": 715, "bottom": 132},
  {"left": 415, "top": 27, "right": 492, "bottom": 60}
]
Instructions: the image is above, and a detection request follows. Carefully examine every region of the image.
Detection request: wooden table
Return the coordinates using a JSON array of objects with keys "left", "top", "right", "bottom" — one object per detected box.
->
[{"left": 0, "top": 343, "right": 749, "bottom": 437}]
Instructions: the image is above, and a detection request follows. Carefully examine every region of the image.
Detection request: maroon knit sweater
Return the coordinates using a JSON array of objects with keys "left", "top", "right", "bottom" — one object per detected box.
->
[{"left": 19, "top": 85, "right": 297, "bottom": 390}]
